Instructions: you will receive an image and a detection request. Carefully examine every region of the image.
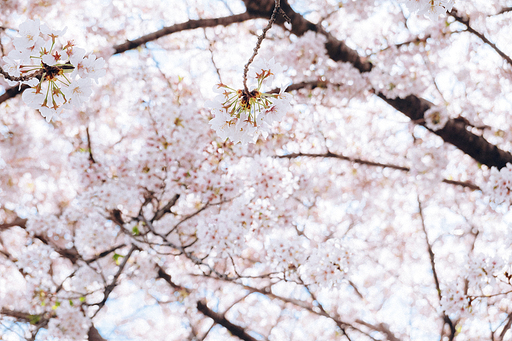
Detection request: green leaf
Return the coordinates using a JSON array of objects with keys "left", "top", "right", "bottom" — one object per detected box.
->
[
  {"left": 132, "top": 226, "right": 140, "bottom": 236},
  {"left": 29, "top": 315, "right": 41, "bottom": 325},
  {"left": 113, "top": 253, "right": 124, "bottom": 265}
]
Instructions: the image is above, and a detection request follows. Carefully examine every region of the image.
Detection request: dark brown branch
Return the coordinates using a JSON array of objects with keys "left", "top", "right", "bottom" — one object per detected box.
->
[
  {"left": 449, "top": 8, "right": 512, "bottom": 66},
  {"left": 152, "top": 194, "right": 180, "bottom": 222},
  {"left": 0, "top": 217, "right": 27, "bottom": 231},
  {"left": 268, "top": 80, "right": 330, "bottom": 94},
  {"left": 92, "top": 244, "right": 139, "bottom": 317},
  {"left": 495, "top": 6, "right": 512, "bottom": 15},
  {"left": 196, "top": 300, "right": 259, "bottom": 341},
  {"left": 355, "top": 319, "right": 401, "bottom": 341},
  {"left": 498, "top": 312, "right": 512, "bottom": 340},
  {"left": 0, "top": 83, "right": 30, "bottom": 104},
  {"left": 157, "top": 265, "right": 189, "bottom": 293},
  {"left": 276, "top": 152, "right": 481, "bottom": 190},
  {"left": 86, "top": 126, "right": 96, "bottom": 164},
  {"left": 113, "top": 13, "right": 256, "bottom": 55},
  {"left": 377, "top": 94, "right": 512, "bottom": 169}
]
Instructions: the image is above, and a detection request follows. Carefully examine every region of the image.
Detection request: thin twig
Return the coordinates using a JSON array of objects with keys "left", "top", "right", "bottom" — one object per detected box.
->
[
  {"left": 417, "top": 197, "right": 456, "bottom": 341},
  {"left": 86, "top": 126, "right": 96, "bottom": 164},
  {"left": 276, "top": 152, "right": 481, "bottom": 191},
  {"left": 242, "top": 0, "right": 282, "bottom": 93},
  {"left": 449, "top": 8, "right": 512, "bottom": 67},
  {"left": 91, "top": 244, "right": 139, "bottom": 317}
]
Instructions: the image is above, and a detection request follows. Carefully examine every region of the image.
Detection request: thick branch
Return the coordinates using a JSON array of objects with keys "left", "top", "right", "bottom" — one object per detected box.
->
[
  {"left": 196, "top": 300, "right": 259, "bottom": 341},
  {"left": 0, "top": 217, "right": 27, "bottom": 231},
  {"left": 113, "top": 13, "right": 256, "bottom": 54},
  {"left": 378, "top": 94, "right": 512, "bottom": 169},
  {"left": 88, "top": 325, "right": 108, "bottom": 341}
]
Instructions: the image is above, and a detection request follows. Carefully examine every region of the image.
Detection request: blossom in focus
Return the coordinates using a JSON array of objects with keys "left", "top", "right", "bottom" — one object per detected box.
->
[
  {"left": 1, "top": 19, "right": 105, "bottom": 121},
  {"left": 207, "top": 58, "right": 291, "bottom": 144}
]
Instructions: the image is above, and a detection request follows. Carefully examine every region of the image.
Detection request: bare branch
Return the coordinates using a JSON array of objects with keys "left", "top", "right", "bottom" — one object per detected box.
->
[
  {"left": 113, "top": 13, "right": 257, "bottom": 55},
  {"left": 0, "top": 217, "right": 27, "bottom": 231},
  {"left": 152, "top": 193, "right": 180, "bottom": 222},
  {"left": 417, "top": 198, "right": 456, "bottom": 341},
  {"left": 196, "top": 300, "right": 259, "bottom": 341},
  {"left": 242, "top": 0, "right": 284, "bottom": 93},
  {"left": 91, "top": 244, "right": 139, "bottom": 317}
]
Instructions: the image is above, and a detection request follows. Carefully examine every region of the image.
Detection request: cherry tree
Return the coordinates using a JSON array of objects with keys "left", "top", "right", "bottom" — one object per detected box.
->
[{"left": 1, "top": 0, "right": 512, "bottom": 340}]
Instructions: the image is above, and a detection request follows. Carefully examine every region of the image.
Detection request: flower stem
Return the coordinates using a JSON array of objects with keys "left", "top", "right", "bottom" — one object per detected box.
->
[{"left": 242, "top": 0, "right": 282, "bottom": 94}]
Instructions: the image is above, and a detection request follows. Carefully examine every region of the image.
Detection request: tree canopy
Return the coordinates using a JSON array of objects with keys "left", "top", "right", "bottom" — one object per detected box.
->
[{"left": 1, "top": 0, "right": 512, "bottom": 340}]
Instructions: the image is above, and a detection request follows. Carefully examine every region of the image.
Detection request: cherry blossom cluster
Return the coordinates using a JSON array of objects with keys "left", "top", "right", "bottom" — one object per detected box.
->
[
  {"left": 1, "top": 19, "right": 105, "bottom": 122},
  {"left": 407, "top": 144, "right": 448, "bottom": 184},
  {"left": 207, "top": 58, "right": 292, "bottom": 144},
  {"left": 300, "top": 239, "right": 351, "bottom": 290},
  {"left": 265, "top": 233, "right": 308, "bottom": 272},
  {"left": 466, "top": 253, "right": 505, "bottom": 287},
  {"left": 46, "top": 301, "right": 91, "bottom": 340},
  {"left": 439, "top": 282, "right": 470, "bottom": 317},
  {"left": 424, "top": 105, "right": 449, "bottom": 131},
  {"left": 400, "top": 0, "right": 454, "bottom": 20},
  {"left": 486, "top": 163, "right": 512, "bottom": 206}
]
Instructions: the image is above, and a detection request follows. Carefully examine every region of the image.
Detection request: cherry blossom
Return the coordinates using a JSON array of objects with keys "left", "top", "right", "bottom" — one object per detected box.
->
[
  {"left": 0, "top": 19, "right": 105, "bottom": 121},
  {"left": 207, "top": 59, "right": 291, "bottom": 144},
  {"left": 424, "top": 105, "right": 449, "bottom": 131}
]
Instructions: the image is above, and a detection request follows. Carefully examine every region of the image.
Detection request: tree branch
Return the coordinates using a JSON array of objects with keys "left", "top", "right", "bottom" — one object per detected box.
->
[
  {"left": 355, "top": 319, "right": 401, "bottom": 341},
  {"left": 276, "top": 152, "right": 480, "bottom": 190},
  {"left": 88, "top": 324, "right": 108, "bottom": 341},
  {"left": 152, "top": 193, "right": 180, "bottom": 222},
  {"left": 113, "top": 12, "right": 257, "bottom": 55},
  {"left": 417, "top": 198, "right": 456, "bottom": 341},
  {"left": 449, "top": 8, "right": 512, "bottom": 66},
  {"left": 196, "top": 300, "right": 259, "bottom": 341},
  {"left": 0, "top": 217, "right": 27, "bottom": 231},
  {"left": 91, "top": 244, "right": 139, "bottom": 317}
]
